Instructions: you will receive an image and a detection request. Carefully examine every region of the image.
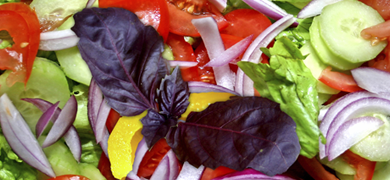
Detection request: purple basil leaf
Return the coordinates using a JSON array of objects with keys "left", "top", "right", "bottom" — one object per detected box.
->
[
  {"left": 72, "top": 7, "right": 169, "bottom": 117},
  {"left": 157, "top": 67, "right": 190, "bottom": 118},
  {"left": 141, "top": 67, "right": 189, "bottom": 148},
  {"left": 166, "top": 96, "right": 300, "bottom": 176},
  {"left": 141, "top": 110, "right": 177, "bottom": 148}
]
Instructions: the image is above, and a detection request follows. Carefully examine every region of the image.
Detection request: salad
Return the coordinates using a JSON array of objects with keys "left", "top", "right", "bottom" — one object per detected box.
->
[{"left": 0, "top": 0, "right": 389, "bottom": 179}]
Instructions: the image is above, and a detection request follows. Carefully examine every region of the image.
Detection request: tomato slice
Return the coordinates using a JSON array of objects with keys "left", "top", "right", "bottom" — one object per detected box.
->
[
  {"left": 200, "top": 166, "right": 236, "bottom": 180},
  {"left": 167, "top": 1, "right": 228, "bottom": 37},
  {"left": 0, "top": 3, "right": 40, "bottom": 86},
  {"left": 106, "top": 108, "right": 121, "bottom": 133},
  {"left": 297, "top": 155, "right": 339, "bottom": 180},
  {"left": 98, "top": 153, "right": 117, "bottom": 180},
  {"left": 220, "top": 9, "right": 272, "bottom": 39},
  {"left": 359, "top": 0, "right": 390, "bottom": 20},
  {"left": 166, "top": 33, "right": 198, "bottom": 81},
  {"left": 99, "top": 0, "right": 170, "bottom": 41},
  {"left": 48, "top": 175, "right": 90, "bottom": 180},
  {"left": 319, "top": 66, "right": 363, "bottom": 93},
  {"left": 137, "top": 138, "right": 172, "bottom": 178},
  {"left": 342, "top": 150, "right": 376, "bottom": 180}
]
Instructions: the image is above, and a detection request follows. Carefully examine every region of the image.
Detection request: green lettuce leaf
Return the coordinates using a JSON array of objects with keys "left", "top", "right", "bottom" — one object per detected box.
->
[
  {"left": 238, "top": 37, "right": 320, "bottom": 158},
  {"left": 276, "top": 18, "right": 313, "bottom": 48},
  {"left": 0, "top": 134, "right": 37, "bottom": 180}
]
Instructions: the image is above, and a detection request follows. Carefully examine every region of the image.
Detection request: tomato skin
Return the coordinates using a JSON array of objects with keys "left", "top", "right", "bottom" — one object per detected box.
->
[
  {"left": 220, "top": 9, "right": 272, "bottom": 39},
  {"left": 319, "top": 66, "right": 363, "bottom": 93},
  {"left": 99, "top": 0, "right": 170, "bottom": 41},
  {"left": 166, "top": 33, "right": 198, "bottom": 82},
  {"left": 297, "top": 156, "right": 339, "bottom": 180},
  {"left": 342, "top": 150, "right": 376, "bottom": 180},
  {"left": 167, "top": 1, "right": 228, "bottom": 37},
  {"left": 137, "top": 138, "right": 172, "bottom": 178},
  {"left": 0, "top": 3, "right": 40, "bottom": 86},
  {"left": 48, "top": 175, "right": 90, "bottom": 180},
  {"left": 106, "top": 108, "right": 121, "bottom": 133},
  {"left": 200, "top": 166, "right": 237, "bottom": 180},
  {"left": 98, "top": 153, "right": 117, "bottom": 180}
]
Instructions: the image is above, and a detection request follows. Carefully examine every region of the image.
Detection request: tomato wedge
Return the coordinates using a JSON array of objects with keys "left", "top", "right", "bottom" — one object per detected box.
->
[
  {"left": 167, "top": 1, "right": 228, "bottom": 37},
  {"left": 297, "top": 155, "right": 339, "bottom": 180},
  {"left": 166, "top": 33, "right": 198, "bottom": 82},
  {"left": 98, "top": 153, "right": 117, "bottom": 180},
  {"left": 319, "top": 66, "right": 363, "bottom": 93},
  {"left": 342, "top": 150, "right": 376, "bottom": 180},
  {"left": 220, "top": 9, "right": 272, "bottom": 39},
  {"left": 200, "top": 166, "right": 236, "bottom": 180},
  {"left": 106, "top": 108, "right": 121, "bottom": 133},
  {"left": 137, "top": 138, "right": 172, "bottom": 178},
  {"left": 99, "top": 0, "right": 170, "bottom": 41},
  {"left": 48, "top": 175, "right": 90, "bottom": 180},
  {"left": 0, "top": 3, "right": 40, "bottom": 86}
]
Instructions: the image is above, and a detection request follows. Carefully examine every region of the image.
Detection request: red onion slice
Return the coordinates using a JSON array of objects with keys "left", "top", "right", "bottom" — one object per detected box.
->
[
  {"left": 187, "top": 81, "right": 240, "bottom": 96},
  {"left": 325, "top": 97, "right": 390, "bottom": 157},
  {"left": 209, "top": 0, "right": 227, "bottom": 12},
  {"left": 318, "top": 91, "right": 374, "bottom": 159},
  {"left": 150, "top": 149, "right": 180, "bottom": 180},
  {"left": 86, "top": 0, "right": 96, "bottom": 7},
  {"left": 95, "top": 99, "right": 110, "bottom": 143},
  {"left": 132, "top": 138, "right": 148, "bottom": 175},
  {"left": 36, "top": 101, "right": 59, "bottom": 138},
  {"left": 235, "top": 15, "right": 295, "bottom": 96},
  {"left": 42, "top": 95, "right": 77, "bottom": 148},
  {"left": 176, "top": 162, "right": 204, "bottom": 180},
  {"left": 192, "top": 17, "right": 235, "bottom": 90},
  {"left": 39, "top": 29, "right": 80, "bottom": 51},
  {"left": 351, "top": 67, "right": 390, "bottom": 94},
  {"left": 203, "top": 35, "right": 253, "bottom": 67},
  {"left": 88, "top": 78, "right": 110, "bottom": 155},
  {"left": 22, "top": 98, "right": 82, "bottom": 162},
  {"left": 63, "top": 126, "right": 82, "bottom": 162},
  {"left": 126, "top": 171, "right": 141, "bottom": 180},
  {"left": 213, "top": 168, "right": 295, "bottom": 180},
  {"left": 0, "top": 94, "right": 55, "bottom": 177},
  {"left": 297, "top": 0, "right": 342, "bottom": 19},
  {"left": 169, "top": 61, "right": 198, "bottom": 67},
  {"left": 328, "top": 116, "right": 384, "bottom": 161}
]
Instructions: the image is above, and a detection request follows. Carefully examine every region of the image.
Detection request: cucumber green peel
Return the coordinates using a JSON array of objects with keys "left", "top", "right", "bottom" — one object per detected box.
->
[{"left": 318, "top": 0, "right": 387, "bottom": 64}]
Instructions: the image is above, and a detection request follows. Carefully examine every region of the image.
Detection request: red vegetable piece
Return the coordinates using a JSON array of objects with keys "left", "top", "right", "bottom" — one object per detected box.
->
[
  {"left": 166, "top": 33, "right": 198, "bottom": 82},
  {"left": 220, "top": 9, "right": 272, "bottom": 39},
  {"left": 200, "top": 166, "right": 236, "bottom": 180},
  {"left": 297, "top": 156, "right": 339, "bottom": 180},
  {"left": 137, "top": 138, "right": 171, "bottom": 178},
  {"left": 106, "top": 108, "right": 121, "bottom": 133},
  {"left": 99, "top": 0, "right": 170, "bottom": 41},
  {"left": 167, "top": 1, "right": 228, "bottom": 37},
  {"left": 319, "top": 66, "right": 363, "bottom": 93},
  {"left": 98, "top": 153, "right": 117, "bottom": 180},
  {"left": 0, "top": 3, "right": 40, "bottom": 86},
  {"left": 342, "top": 150, "right": 376, "bottom": 180}
]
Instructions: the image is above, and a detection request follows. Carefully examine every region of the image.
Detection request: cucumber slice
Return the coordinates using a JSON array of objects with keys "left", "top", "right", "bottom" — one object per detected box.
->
[
  {"left": 40, "top": 138, "right": 81, "bottom": 176},
  {"left": 319, "top": 156, "right": 356, "bottom": 175},
  {"left": 300, "top": 42, "right": 340, "bottom": 95},
  {"left": 319, "top": 0, "right": 387, "bottom": 63},
  {"left": 310, "top": 17, "right": 362, "bottom": 71},
  {"left": 0, "top": 57, "right": 70, "bottom": 132},
  {"left": 56, "top": 46, "right": 92, "bottom": 86},
  {"left": 349, "top": 114, "right": 390, "bottom": 161}
]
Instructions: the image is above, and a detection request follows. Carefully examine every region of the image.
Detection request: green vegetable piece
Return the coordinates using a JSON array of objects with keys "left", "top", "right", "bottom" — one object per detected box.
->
[
  {"left": 72, "top": 84, "right": 93, "bottom": 133},
  {"left": 56, "top": 46, "right": 92, "bottom": 86},
  {"left": 79, "top": 163, "right": 106, "bottom": 180},
  {"left": 238, "top": 37, "right": 321, "bottom": 158},
  {"left": 0, "top": 57, "right": 70, "bottom": 132},
  {"left": 319, "top": 0, "right": 387, "bottom": 63},
  {"left": 276, "top": 18, "right": 313, "bottom": 48},
  {"left": 0, "top": 134, "right": 37, "bottom": 180}
]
